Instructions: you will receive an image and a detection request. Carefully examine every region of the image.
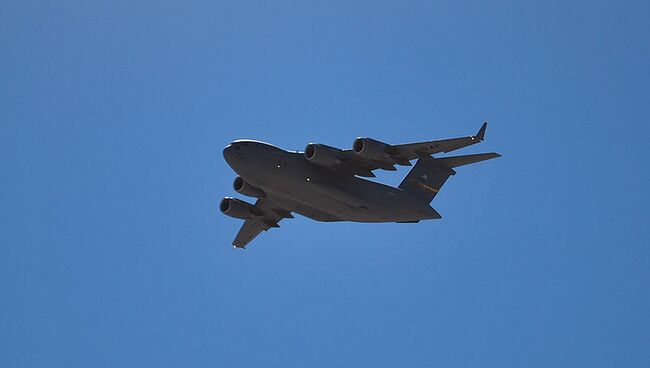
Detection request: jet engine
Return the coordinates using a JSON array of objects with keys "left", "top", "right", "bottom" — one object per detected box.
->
[
  {"left": 304, "top": 143, "right": 342, "bottom": 167},
  {"left": 220, "top": 197, "right": 259, "bottom": 219},
  {"left": 233, "top": 176, "right": 265, "bottom": 198},
  {"left": 352, "top": 137, "right": 390, "bottom": 160}
]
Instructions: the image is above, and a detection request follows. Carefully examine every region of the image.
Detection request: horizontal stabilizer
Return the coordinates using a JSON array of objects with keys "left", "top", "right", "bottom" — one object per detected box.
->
[{"left": 434, "top": 152, "right": 501, "bottom": 169}]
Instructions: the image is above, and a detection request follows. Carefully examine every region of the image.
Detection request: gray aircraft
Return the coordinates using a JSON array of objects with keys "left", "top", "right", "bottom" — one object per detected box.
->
[{"left": 221, "top": 123, "right": 500, "bottom": 248}]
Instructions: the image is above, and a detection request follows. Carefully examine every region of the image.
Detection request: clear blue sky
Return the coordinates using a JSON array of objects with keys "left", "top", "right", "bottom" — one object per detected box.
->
[{"left": 2, "top": 1, "right": 649, "bottom": 367}]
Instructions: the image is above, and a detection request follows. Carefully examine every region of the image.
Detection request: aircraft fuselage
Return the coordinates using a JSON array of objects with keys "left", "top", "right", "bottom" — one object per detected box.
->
[{"left": 223, "top": 140, "right": 441, "bottom": 223}]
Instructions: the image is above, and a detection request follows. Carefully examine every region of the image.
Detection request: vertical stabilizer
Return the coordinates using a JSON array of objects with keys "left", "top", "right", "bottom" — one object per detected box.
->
[{"left": 398, "top": 153, "right": 500, "bottom": 203}]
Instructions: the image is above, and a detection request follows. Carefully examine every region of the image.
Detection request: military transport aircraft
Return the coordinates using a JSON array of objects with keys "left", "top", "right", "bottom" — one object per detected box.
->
[{"left": 220, "top": 123, "right": 500, "bottom": 248}]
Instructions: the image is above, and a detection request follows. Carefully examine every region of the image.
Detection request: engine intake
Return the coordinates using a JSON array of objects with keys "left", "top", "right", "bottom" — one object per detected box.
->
[
  {"left": 220, "top": 197, "right": 259, "bottom": 219},
  {"left": 353, "top": 137, "right": 390, "bottom": 160},
  {"left": 233, "top": 176, "right": 265, "bottom": 198},
  {"left": 304, "top": 143, "right": 342, "bottom": 167}
]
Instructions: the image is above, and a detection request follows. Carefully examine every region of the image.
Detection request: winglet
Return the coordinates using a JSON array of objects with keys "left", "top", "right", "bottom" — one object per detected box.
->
[{"left": 475, "top": 122, "right": 487, "bottom": 141}]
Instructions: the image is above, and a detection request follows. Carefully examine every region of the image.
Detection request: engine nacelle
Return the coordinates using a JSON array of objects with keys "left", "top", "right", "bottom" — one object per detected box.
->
[
  {"left": 233, "top": 176, "right": 265, "bottom": 198},
  {"left": 304, "top": 143, "right": 342, "bottom": 167},
  {"left": 352, "top": 137, "right": 390, "bottom": 160},
  {"left": 220, "top": 197, "right": 259, "bottom": 219}
]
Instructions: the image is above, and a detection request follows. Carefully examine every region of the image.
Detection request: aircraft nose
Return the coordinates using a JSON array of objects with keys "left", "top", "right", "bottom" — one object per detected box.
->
[
  {"left": 223, "top": 144, "right": 235, "bottom": 164},
  {"left": 223, "top": 142, "right": 245, "bottom": 168}
]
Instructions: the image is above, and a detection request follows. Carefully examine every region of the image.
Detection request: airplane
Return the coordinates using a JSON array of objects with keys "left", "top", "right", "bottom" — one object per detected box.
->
[{"left": 220, "top": 122, "right": 500, "bottom": 248}]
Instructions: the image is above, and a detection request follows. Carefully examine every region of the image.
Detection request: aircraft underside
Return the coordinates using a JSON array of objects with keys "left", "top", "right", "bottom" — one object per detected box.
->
[{"left": 220, "top": 123, "right": 499, "bottom": 248}]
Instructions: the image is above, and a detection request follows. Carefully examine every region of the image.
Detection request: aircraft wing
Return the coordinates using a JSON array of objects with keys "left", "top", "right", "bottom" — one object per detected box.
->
[
  {"left": 389, "top": 122, "right": 487, "bottom": 160},
  {"left": 232, "top": 196, "right": 293, "bottom": 248},
  {"left": 331, "top": 123, "right": 489, "bottom": 177},
  {"left": 331, "top": 154, "right": 385, "bottom": 177}
]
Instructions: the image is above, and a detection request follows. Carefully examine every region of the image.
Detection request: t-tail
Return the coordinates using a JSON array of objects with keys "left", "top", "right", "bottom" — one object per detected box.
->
[{"left": 398, "top": 123, "right": 500, "bottom": 204}]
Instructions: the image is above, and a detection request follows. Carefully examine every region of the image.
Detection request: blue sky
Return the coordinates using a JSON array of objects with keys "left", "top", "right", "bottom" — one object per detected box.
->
[{"left": 2, "top": 0, "right": 649, "bottom": 367}]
